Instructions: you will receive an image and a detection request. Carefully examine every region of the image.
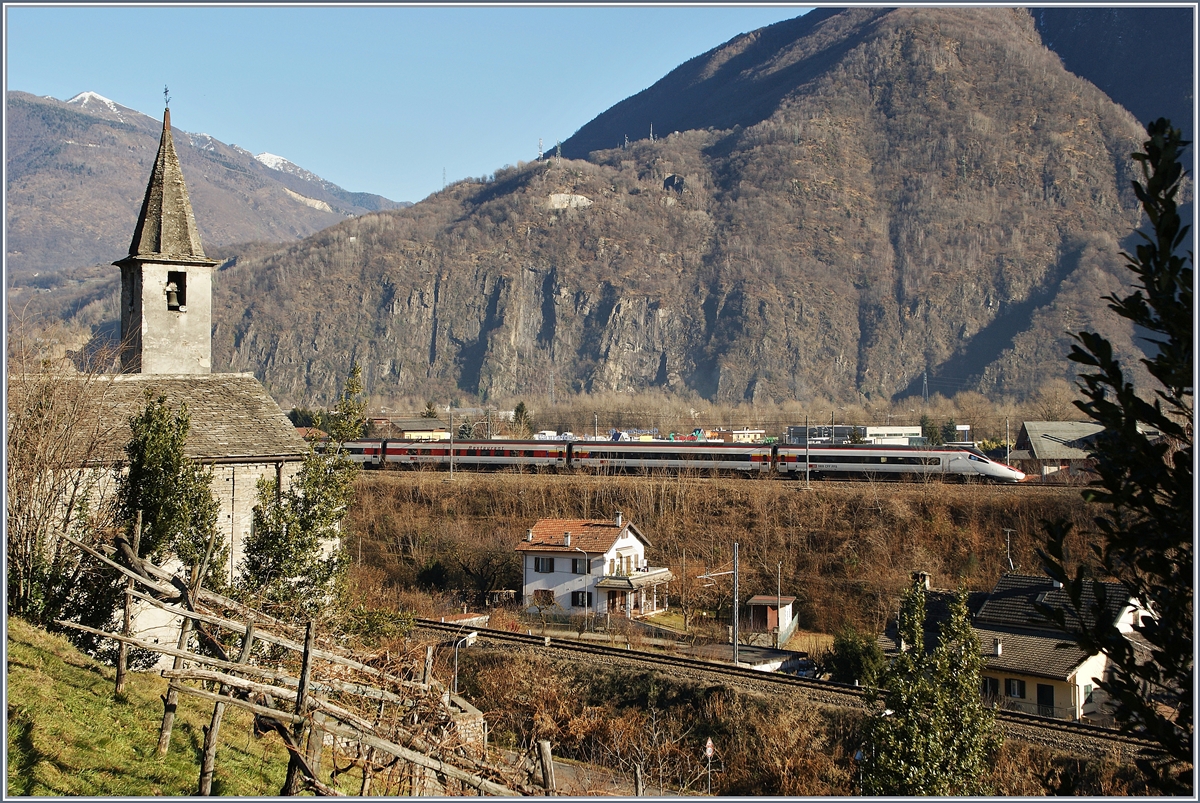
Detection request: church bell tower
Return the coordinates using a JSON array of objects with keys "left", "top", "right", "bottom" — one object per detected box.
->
[{"left": 114, "top": 108, "right": 218, "bottom": 374}]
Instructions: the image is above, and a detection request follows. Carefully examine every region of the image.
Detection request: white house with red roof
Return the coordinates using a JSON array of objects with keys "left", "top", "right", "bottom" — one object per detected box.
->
[{"left": 515, "top": 513, "right": 673, "bottom": 619}]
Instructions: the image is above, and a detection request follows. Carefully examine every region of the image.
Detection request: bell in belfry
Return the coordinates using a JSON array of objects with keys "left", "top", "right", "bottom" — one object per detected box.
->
[{"left": 165, "top": 281, "right": 180, "bottom": 309}]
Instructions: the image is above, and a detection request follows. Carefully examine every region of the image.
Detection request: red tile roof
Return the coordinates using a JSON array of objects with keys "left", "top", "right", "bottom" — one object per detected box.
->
[
  {"left": 515, "top": 517, "right": 649, "bottom": 553},
  {"left": 747, "top": 595, "right": 797, "bottom": 606}
]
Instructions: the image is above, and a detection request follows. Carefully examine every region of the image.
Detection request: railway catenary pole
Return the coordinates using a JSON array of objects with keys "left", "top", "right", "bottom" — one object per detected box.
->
[{"left": 805, "top": 415, "right": 810, "bottom": 488}]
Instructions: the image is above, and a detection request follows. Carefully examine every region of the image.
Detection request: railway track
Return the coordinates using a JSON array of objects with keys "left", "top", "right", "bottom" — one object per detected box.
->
[{"left": 414, "top": 619, "right": 1157, "bottom": 759}]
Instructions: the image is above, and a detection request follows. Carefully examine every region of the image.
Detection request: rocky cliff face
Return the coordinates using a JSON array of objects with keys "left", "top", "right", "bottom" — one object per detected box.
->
[{"left": 210, "top": 8, "right": 1165, "bottom": 408}]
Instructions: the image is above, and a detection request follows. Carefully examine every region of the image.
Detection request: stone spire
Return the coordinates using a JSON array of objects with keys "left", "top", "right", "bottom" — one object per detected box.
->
[
  {"left": 115, "top": 107, "right": 217, "bottom": 374},
  {"left": 126, "top": 108, "right": 210, "bottom": 259}
]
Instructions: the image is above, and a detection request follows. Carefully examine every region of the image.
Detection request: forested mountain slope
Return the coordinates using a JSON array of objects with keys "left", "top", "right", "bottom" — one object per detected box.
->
[{"left": 212, "top": 7, "right": 1159, "bottom": 407}]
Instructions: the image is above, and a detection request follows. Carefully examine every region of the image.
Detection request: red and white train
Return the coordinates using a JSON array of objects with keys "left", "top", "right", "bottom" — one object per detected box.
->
[{"left": 334, "top": 439, "right": 1026, "bottom": 483}]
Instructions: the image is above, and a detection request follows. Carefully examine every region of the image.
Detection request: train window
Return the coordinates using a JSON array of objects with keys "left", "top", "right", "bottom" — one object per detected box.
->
[{"left": 968, "top": 454, "right": 986, "bottom": 463}]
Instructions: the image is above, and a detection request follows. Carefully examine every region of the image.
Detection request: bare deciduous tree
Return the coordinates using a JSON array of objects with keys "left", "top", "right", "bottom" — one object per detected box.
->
[{"left": 6, "top": 317, "right": 121, "bottom": 623}]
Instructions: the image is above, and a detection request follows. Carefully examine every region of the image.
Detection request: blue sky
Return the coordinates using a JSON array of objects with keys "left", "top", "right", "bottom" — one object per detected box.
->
[{"left": 5, "top": 4, "right": 813, "bottom": 203}]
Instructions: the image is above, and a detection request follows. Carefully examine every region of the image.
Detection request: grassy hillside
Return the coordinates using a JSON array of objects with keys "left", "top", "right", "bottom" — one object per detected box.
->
[
  {"left": 349, "top": 471, "right": 1096, "bottom": 635},
  {"left": 5, "top": 617, "right": 290, "bottom": 796}
]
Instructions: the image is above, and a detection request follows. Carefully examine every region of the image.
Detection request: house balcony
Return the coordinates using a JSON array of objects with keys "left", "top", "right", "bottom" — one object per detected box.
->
[
  {"left": 595, "top": 567, "right": 673, "bottom": 619},
  {"left": 594, "top": 566, "right": 673, "bottom": 591}
]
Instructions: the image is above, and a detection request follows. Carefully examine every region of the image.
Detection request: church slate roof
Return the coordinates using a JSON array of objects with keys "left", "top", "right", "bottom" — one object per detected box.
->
[
  {"left": 120, "top": 108, "right": 215, "bottom": 264},
  {"left": 85, "top": 373, "right": 307, "bottom": 463}
]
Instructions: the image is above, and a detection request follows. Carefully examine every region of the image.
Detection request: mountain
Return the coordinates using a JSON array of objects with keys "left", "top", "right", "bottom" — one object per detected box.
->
[
  {"left": 5, "top": 91, "right": 406, "bottom": 279},
  {"left": 202, "top": 6, "right": 1173, "bottom": 408},
  {"left": 560, "top": 7, "right": 1195, "bottom": 160},
  {"left": 1030, "top": 7, "right": 1194, "bottom": 143}
]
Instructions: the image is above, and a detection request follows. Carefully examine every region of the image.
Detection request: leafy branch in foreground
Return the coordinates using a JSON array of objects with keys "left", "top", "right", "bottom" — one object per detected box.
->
[{"left": 1039, "top": 118, "right": 1192, "bottom": 793}]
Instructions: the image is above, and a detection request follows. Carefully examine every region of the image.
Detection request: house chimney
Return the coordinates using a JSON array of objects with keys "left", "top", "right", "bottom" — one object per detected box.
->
[
  {"left": 915, "top": 571, "right": 931, "bottom": 590},
  {"left": 994, "top": 637, "right": 1003, "bottom": 656},
  {"left": 564, "top": 531, "right": 571, "bottom": 546},
  {"left": 525, "top": 529, "right": 533, "bottom": 542},
  {"left": 615, "top": 511, "right": 623, "bottom": 527}
]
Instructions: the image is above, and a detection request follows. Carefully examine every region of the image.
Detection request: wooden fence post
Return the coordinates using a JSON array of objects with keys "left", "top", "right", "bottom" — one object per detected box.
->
[
  {"left": 114, "top": 510, "right": 143, "bottom": 695},
  {"left": 156, "top": 614, "right": 195, "bottom": 755},
  {"left": 197, "top": 619, "right": 255, "bottom": 795},
  {"left": 537, "top": 740, "right": 556, "bottom": 795},
  {"left": 157, "top": 526, "right": 218, "bottom": 755},
  {"left": 281, "top": 621, "right": 316, "bottom": 795}
]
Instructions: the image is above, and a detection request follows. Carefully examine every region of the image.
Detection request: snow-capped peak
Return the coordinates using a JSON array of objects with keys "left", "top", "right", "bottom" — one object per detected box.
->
[
  {"left": 67, "top": 91, "right": 120, "bottom": 114},
  {"left": 255, "top": 152, "right": 332, "bottom": 190},
  {"left": 255, "top": 152, "right": 295, "bottom": 172}
]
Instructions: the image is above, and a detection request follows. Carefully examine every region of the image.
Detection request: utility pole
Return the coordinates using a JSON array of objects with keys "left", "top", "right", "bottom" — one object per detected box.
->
[
  {"left": 776, "top": 561, "right": 782, "bottom": 649},
  {"left": 1006, "top": 417, "right": 1011, "bottom": 464},
  {"left": 1003, "top": 528, "right": 1016, "bottom": 572},
  {"left": 923, "top": 370, "right": 929, "bottom": 404},
  {"left": 449, "top": 408, "right": 454, "bottom": 480},
  {"left": 594, "top": 411, "right": 598, "bottom": 439},
  {"left": 732, "top": 542, "right": 740, "bottom": 667},
  {"left": 681, "top": 549, "right": 687, "bottom": 631}
]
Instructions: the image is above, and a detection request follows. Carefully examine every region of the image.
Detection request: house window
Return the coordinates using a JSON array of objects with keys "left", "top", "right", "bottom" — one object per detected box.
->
[
  {"left": 572, "top": 557, "right": 590, "bottom": 575},
  {"left": 1083, "top": 684, "right": 1094, "bottom": 704},
  {"left": 533, "top": 557, "right": 554, "bottom": 573},
  {"left": 1006, "top": 678, "right": 1026, "bottom": 699},
  {"left": 981, "top": 676, "right": 999, "bottom": 700},
  {"left": 166, "top": 271, "right": 187, "bottom": 311},
  {"left": 571, "top": 591, "right": 593, "bottom": 608},
  {"left": 532, "top": 589, "right": 555, "bottom": 606}
]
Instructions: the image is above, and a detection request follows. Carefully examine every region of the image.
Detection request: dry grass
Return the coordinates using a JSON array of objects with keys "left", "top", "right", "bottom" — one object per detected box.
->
[{"left": 349, "top": 470, "right": 1094, "bottom": 634}]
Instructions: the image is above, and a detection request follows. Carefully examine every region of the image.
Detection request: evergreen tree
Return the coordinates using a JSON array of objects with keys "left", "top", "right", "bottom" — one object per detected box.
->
[
  {"left": 861, "top": 577, "right": 1000, "bottom": 795},
  {"left": 920, "top": 414, "right": 943, "bottom": 445},
  {"left": 65, "top": 393, "right": 222, "bottom": 661},
  {"left": 116, "top": 392, "right": 223, "bottom": 581},
  {"left": 826, "top": 624, "right": 884, "bottom": 685},
  {"left": 1039, "top": 119, "right": 1193, "bottom": 793},
  {"left": 239, "top": 368, "right": 360, "bottom": 620},
  {"left": 511, "top": 402, "right": 534, "bottom": 438},
  {"left": 317, "top": 362, "right": 367, "bottom": 446},
  {"left": 238, "top": 447, "right": 354, "bottom": 620}
]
